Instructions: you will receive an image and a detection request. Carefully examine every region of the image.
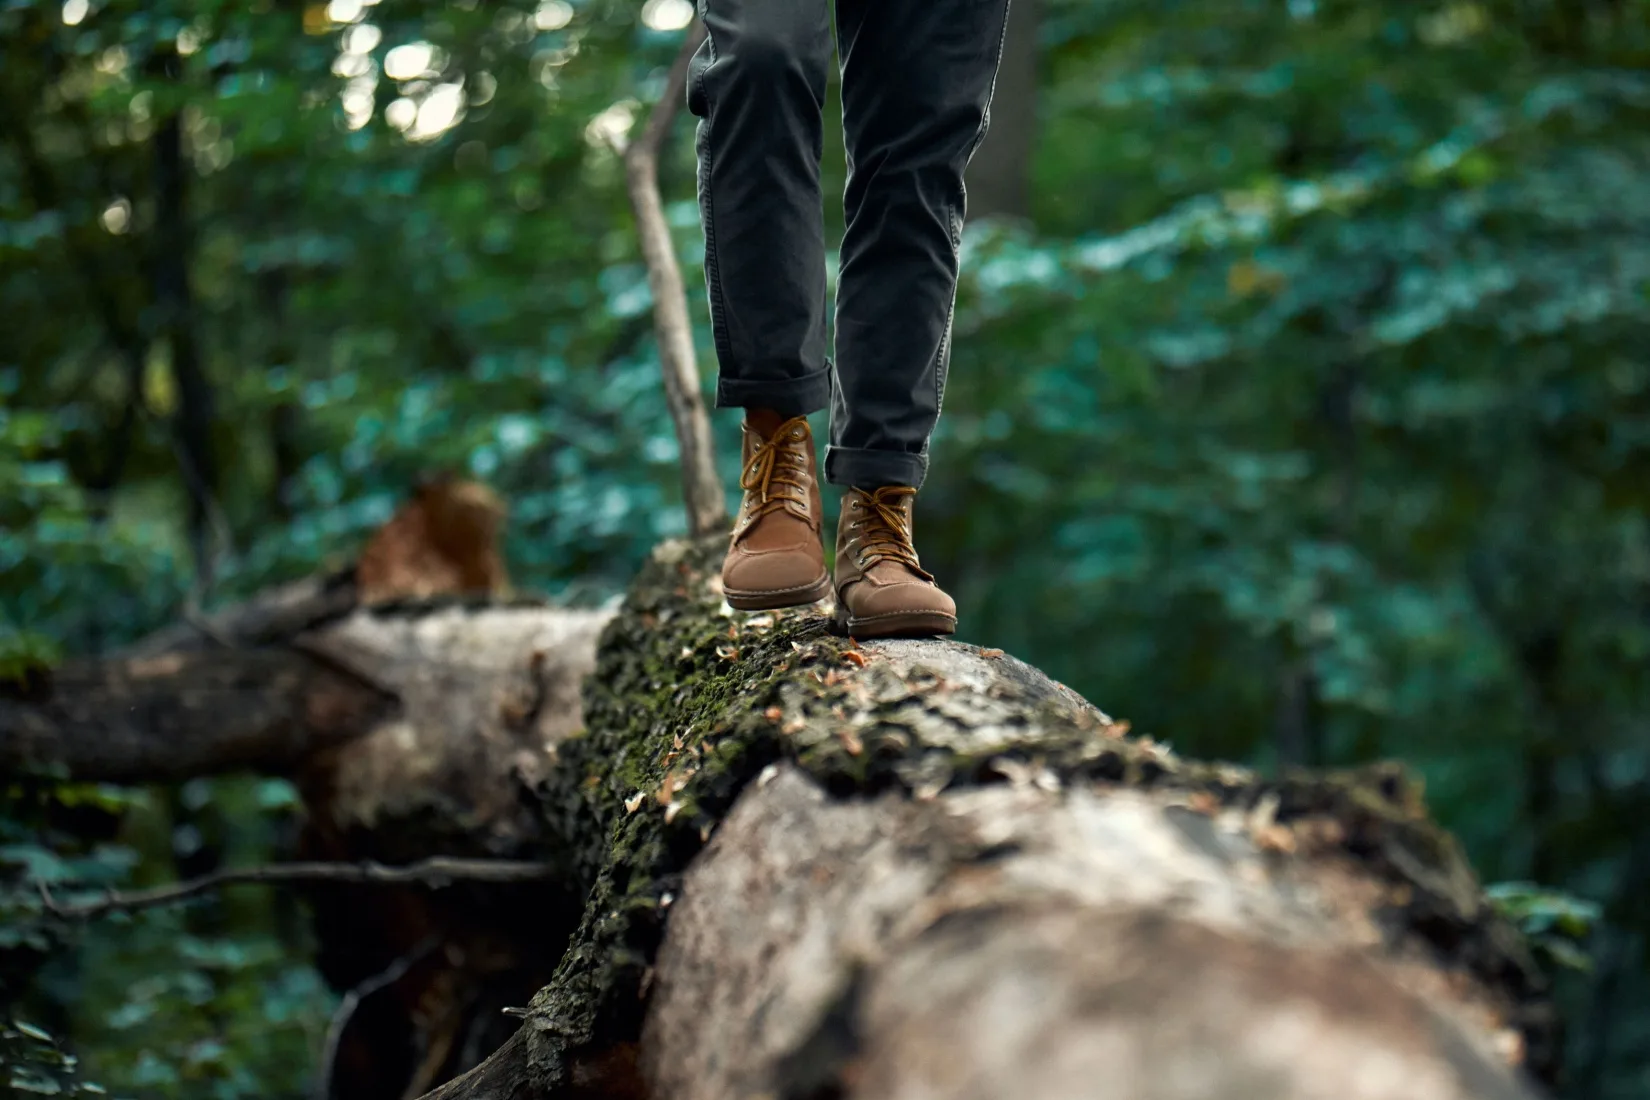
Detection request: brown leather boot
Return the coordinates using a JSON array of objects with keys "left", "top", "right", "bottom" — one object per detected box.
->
[
  {"left": 721, "top": 415, "right": 831, "bottom": 610},
  {"left": 834, "top": 486, "right": 957, "bottom": 638}
]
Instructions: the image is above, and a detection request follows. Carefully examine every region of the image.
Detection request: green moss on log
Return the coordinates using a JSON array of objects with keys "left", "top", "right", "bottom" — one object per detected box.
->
[{"left": 514, "top": 536, "right": 1558, "bottom": 1089}]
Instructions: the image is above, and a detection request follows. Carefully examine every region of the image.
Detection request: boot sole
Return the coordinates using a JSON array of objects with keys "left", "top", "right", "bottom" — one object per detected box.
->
[
  {"left": 833, "top": 605, "right": 957, "bottom": 640},
  {"left": 724, "top": 573, "right": 834, "bottom": 611}
]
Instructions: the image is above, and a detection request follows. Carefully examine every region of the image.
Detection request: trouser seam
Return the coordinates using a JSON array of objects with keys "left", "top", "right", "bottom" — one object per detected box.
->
[{"left": 695, "top": 4, "right": 735, "bottom": 374}]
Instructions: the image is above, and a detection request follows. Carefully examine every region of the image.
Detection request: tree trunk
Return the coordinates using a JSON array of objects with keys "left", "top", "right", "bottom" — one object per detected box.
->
[
  {"left": 966, "top": 0, "right": 1039, "bottom": 222},
  {"left": 152, "top": 43, "right": 221, "bottom": 581},
  {"left": 2, "top": 535, "right": 1560, "bottom": 1099}
]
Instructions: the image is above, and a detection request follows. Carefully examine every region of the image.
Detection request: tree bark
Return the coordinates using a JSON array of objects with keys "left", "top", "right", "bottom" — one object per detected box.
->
[
  {"left": 647, "top": 767, "right": 1533, "bottom": 1100},
  {"left": 4, "top": 537, "right": 1560, "bottom": 1099},
  {"left": 0, "top": 646, "right": 393, "bottom": 783}
]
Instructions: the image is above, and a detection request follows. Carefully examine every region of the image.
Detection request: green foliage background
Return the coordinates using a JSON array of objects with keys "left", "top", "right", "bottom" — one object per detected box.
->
[{"left": 1, "top": 0, "right": 1647, "bottom": 1096}]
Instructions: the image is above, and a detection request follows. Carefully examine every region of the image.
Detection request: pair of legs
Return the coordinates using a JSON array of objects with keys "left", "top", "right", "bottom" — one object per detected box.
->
[
  {"left": 688, "top": 0, "right": 1012, "bottom": 491},
  {"left": 689, "top": 0, "right": 1011, "bottom": 637}
]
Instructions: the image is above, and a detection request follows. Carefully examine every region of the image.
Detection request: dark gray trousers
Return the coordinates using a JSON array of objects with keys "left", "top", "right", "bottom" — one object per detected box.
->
[{"left": 687, "top": 0, "right": 1011, "bottom": 490}]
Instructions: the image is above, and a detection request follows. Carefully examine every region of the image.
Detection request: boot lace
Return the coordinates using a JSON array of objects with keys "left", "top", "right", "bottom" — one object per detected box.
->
[
  {"left": 736, "top": 416, "right": 812, "bottom": 538},
  {"left": 848, "top": 486, "right": 934, "bottom": 581}
]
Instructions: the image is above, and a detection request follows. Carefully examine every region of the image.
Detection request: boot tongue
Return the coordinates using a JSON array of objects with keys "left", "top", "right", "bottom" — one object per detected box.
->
[
  {"left": 854, "top": 487, "right": 934, "bottom": 582},
  {"left": 734, "top": 419, "right": 814, "bottom": 545}
]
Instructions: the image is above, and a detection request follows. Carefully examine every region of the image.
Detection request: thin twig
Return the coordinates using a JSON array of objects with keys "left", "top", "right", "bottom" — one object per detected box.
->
[
  {"left": 312, "top": 935, "right": 441, "bottom": 1100},
  {"left": 606, "top": 19, "right": 728, "bottom": 539},
  {"left": 35, "top": 857, "right": 557, "bottom": 920}
]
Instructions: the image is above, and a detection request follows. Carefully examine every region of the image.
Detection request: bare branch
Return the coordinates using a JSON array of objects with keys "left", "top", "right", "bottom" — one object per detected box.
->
[
  {"left": 36, "top": 857, "right": 558, "bottom": 920},
  {"left": 0, "top": 648, "right": 395, "bottom": 783},
  {"left": 312, "top": 936, "right": 441, "bottom": 1100},
  {"left": 416, "top": 1026, "right": 527, "bottom": 1100},
  {"left": 618, "top": 20, "right": 728, "bottom": 539}
]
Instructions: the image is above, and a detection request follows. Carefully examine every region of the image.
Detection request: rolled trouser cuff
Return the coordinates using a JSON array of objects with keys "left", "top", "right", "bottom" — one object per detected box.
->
[
  {"left": 714, "top": 361, "right": 833, "bottom": 418},
  {"left": 824, "top": 444, "right": 928, "bottom": 491}
]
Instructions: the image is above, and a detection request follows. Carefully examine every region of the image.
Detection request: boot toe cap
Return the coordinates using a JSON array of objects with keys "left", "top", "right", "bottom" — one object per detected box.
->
[
  {"left": 723, "top": 547, "right": 830, "bottom": 603},
  {"left": 854, "top": 581, "right": 955, "bottom": 620},
  {"left": 839, "top": 577, "right": 957, "bottom": 637}
]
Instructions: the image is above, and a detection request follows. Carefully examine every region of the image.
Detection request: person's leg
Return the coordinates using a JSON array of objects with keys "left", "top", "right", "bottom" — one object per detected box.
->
[
  {"left": 826, "top": 0, "right": 1011, "bottom": 638},
  {"left": 690, "top": 0, "right": 836, "bottom": 608},
  {"left": 825, "top": 0, "right": 1012, "bottom": 491},
  {"left": 688, "top": 0, "right": 835, "bottom": 421}
]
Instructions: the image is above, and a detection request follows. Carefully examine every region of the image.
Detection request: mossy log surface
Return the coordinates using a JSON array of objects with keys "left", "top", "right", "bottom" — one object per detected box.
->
[{"left": 428, "top": 537, "right": 1557, "bottom": 1100}]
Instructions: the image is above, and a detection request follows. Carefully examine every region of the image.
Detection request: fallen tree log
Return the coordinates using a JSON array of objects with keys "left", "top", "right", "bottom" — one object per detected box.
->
[
  {"left": 426, "top": 538, "right": 1559, "bottom": 1100},
  {"left": 3, "top": 582, "right": 616, "bottom": 1098},
  {"left": 2, "top": 537, "right": 1561, "bottom": 1099}
]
